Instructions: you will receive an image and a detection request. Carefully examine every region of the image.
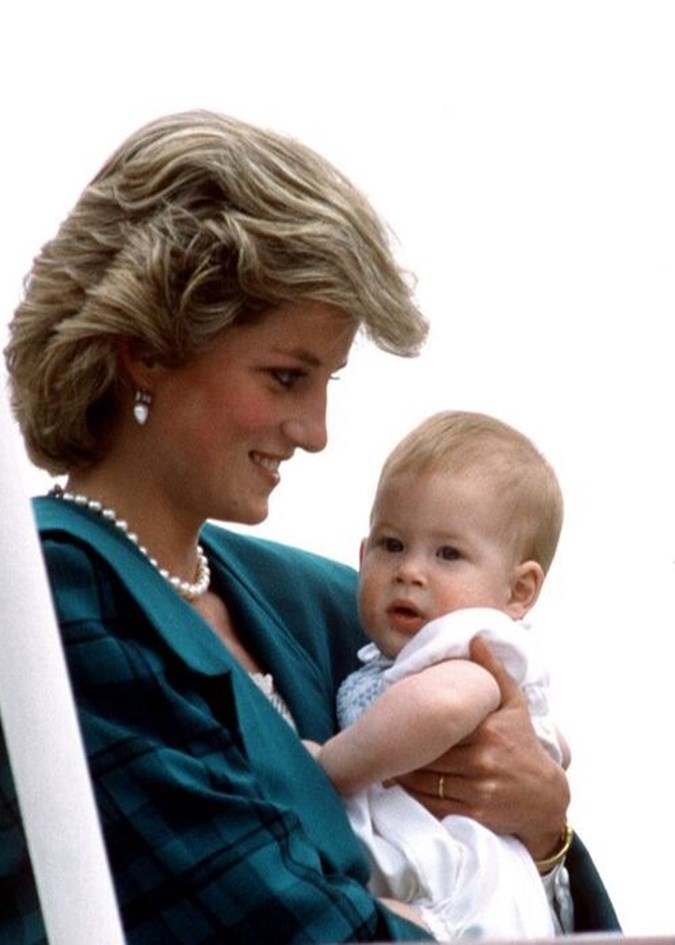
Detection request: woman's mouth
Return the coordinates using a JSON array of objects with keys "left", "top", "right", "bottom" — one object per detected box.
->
[{"left": 251, "top": 451, "right": 282, "bottom": 483}]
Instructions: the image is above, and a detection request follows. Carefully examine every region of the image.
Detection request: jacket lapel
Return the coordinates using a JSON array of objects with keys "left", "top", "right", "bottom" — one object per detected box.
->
[
  {"left": 201, "top": 526, "right": 336, "bottom": 736},
  {"left": 33, "top": 499, "right": 334, "bottom": 736},
  {"left": 33, "top": 498, "right": 237, "bottom": 676}
]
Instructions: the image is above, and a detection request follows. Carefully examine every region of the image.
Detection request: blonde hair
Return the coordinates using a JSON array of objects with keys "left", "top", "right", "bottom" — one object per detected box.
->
[
  {"left": 377, "top": 411, "right": 563, "bottom": 573},
  {"left": 5, "top": 110, "right": 427, "bottom": 473}
]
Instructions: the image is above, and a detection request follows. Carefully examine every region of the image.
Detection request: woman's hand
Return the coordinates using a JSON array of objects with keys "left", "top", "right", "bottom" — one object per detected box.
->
[{"left": 393, "top": 635, "right": 569, "bottom": 859}]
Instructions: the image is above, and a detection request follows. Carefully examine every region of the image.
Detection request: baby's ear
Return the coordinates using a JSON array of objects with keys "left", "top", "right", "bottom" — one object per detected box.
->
[
  {"left": 506, "top": 560, "right": 545, "bottom": 618},
  {"left": 358, "top": 538, "right": 367, "bottom": 568}
]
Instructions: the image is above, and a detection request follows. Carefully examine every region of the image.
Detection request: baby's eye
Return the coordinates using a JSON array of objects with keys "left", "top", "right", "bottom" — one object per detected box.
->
[
  {"left": 381, "top": 537, "right": 404, "bottom": 554},
  {"left": 437, "top": 545, "right": 461, "bottom": 561}
]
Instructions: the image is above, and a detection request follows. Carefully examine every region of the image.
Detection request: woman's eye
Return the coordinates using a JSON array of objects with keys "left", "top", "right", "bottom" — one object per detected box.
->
[
  {"left": 271, "top": 368, "right": 304, "bottom": 389},
  {"left": 438, "top": 546, "right": 460, "bottom": 561}
]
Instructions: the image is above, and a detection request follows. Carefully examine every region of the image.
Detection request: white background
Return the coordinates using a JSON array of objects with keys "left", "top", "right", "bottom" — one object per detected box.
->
[{"left": 2, "top": 2, "right": 674, "bottom": 936}]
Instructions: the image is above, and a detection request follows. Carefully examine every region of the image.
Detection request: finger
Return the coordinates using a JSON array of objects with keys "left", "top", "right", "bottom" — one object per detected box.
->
[
  {"left": 396, "top": 767, "right": 471, "bottom": 802},
  {"left": 469, "top": 634, "right": 519, "bottom": 706},
  {"left": 395, "top": 769, "right": 478, "bottom": 818}
]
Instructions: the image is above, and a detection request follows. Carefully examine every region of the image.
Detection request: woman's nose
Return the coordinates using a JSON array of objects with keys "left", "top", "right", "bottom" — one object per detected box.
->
[{"left": 281, "top": 402, "right": 328, "bottom": 453}]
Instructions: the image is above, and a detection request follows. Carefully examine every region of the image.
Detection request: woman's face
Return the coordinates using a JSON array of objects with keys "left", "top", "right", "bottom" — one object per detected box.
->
[{"left": 143, "top": 302, "right": 357, "bottom": 526}]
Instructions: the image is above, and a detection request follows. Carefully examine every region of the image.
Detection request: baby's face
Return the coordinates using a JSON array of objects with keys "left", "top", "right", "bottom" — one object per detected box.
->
[{"left": 358, "top": 470, "right": 519, "bottom": 659}]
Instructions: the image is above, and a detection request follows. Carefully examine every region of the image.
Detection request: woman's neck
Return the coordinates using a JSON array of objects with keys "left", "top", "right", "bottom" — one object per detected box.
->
[{"left": 64, "top": 464, "right": 204, "bottom": 584}]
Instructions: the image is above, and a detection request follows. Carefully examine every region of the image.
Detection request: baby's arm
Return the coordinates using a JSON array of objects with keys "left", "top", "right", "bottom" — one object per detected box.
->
[{"left": 317, "top": 659, "right": 500, "bottom": 795}]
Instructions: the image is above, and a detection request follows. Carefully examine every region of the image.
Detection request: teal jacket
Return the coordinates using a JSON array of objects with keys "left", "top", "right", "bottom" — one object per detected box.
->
[
  {"left": 0, "top": 498, "right": 620, "bottom": 942},
  {"left": 0, "top": 497, "right": 430, "bottom": 943}
]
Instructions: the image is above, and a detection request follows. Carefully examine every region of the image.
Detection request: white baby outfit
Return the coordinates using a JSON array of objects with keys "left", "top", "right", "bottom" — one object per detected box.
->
[{"left": 337, "top": 607, "right": 572, "bottom": 940}]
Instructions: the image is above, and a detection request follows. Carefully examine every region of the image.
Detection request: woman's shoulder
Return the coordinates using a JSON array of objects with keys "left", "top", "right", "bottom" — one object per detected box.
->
[
  {"left": 38, "top": 530, "right": 125, "bottom": 628},
  {"left": 33, "top": 498, "right": 131, "bottom": 621}
]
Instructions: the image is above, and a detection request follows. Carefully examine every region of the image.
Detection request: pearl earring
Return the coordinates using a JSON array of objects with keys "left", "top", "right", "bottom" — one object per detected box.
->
[{"left": 133, "top": 389, "right": 152, "bottom": 425}]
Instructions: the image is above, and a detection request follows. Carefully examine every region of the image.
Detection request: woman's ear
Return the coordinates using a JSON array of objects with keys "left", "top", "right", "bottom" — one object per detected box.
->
[
  {"left": 506, "top": 560, "right": 545, "bottom": 619},
  {"left": 116, "top": 337, "right": 159, "bottom": 390}
]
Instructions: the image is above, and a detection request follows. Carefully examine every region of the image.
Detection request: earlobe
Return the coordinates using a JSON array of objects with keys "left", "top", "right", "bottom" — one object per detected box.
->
[{"left": 507, "top": 560, "right": 545, "bottom": 618}]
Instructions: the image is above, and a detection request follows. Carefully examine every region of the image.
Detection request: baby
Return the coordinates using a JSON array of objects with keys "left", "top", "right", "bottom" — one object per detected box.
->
[{"left": 313, "top": 411, "right": 573, "bottom": 939}]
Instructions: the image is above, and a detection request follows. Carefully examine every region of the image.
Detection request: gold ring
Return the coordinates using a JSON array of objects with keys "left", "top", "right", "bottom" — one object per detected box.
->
[{"left": 437, "top": 774, "right": 445, "bottom": 800}]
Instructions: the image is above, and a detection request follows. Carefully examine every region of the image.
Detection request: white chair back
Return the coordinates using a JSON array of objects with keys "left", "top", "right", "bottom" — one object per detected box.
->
[{"left": 0, "top": 388, "right": 125, "bottom": 944}]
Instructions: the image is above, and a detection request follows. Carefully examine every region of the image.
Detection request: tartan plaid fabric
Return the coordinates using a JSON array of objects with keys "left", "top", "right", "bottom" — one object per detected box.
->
[{"left": 0, "top": 501, "right": 430, "bottom": 943}]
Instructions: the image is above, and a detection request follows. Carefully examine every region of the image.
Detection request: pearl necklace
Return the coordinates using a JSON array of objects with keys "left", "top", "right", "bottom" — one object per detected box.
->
[{"left": 49, "top": 486, "right": 211, "bottom": 601}]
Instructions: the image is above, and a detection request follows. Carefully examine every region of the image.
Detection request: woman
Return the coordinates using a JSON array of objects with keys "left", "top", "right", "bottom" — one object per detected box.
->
[{"left": 2, "top": 111, "right": 618, "bottom": 942}]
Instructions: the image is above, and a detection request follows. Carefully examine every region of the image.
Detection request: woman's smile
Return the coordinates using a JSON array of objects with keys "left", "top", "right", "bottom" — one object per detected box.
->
[{"left": 250, "top": 450, "right": 285, "bottom": 485}]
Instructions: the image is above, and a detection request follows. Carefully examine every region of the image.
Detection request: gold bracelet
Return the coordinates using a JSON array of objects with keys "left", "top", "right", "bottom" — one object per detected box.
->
[{"left": 535, "top": 823, "right": 574, "bottom": 875}]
